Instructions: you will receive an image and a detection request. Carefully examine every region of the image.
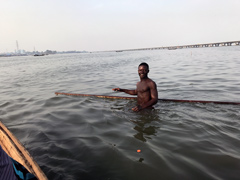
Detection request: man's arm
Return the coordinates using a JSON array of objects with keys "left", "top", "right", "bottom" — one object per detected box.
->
[
  {"left": 132, "top": 81, "right": 158, "bottom": 111},
  {"left": 112, "top": 88, "right": 137, "bottom": 95}
]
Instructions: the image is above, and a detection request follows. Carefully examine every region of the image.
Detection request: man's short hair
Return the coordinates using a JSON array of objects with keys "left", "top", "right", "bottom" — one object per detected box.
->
[{"left": 139, "top": 62, "right": 149, "bottom": 70}]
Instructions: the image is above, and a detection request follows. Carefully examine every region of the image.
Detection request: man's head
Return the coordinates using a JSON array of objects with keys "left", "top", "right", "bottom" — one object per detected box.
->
[
  {"left": 139, "top": 62, "right": 149, "bottom": 70},
  {"left": 138, "top": 62, "right": 149, "bottom": 79}
]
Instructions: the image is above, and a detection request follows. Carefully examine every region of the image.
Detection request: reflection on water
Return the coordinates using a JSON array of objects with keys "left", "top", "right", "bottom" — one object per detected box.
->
[{"left": 131, "top": 110, "right": 161, "bottom": 142}]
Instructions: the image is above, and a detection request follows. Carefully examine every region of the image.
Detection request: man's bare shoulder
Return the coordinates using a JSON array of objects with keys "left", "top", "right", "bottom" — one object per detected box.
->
[{"left": 146, "top": 78, "right": 157, "bottom": 87}]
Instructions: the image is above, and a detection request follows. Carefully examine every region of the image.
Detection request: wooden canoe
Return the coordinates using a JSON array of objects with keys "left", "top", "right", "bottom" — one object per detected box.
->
[{"left": 0, "top": 121, "right": 48, "bottom": 180}]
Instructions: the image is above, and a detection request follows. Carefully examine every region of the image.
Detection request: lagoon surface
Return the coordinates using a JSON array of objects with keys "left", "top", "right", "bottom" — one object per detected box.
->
[{"left": 1, "top": 47, "right": 240, "bottom": 180}]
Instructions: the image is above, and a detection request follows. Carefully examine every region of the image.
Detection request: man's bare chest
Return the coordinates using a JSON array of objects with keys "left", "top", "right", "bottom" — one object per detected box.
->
[{"left": 137, "top": 83, "right": 150, "bottom": 93}]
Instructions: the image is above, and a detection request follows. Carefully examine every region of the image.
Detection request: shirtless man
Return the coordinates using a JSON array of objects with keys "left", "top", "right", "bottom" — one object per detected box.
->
[{"left": 112, "top": 62, "right": 158, "bottom": 112}]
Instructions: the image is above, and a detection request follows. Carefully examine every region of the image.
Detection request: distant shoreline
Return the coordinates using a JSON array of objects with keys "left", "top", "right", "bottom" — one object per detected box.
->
[{"left": 1, "top": 40, "right": 240, "bottom": 56}]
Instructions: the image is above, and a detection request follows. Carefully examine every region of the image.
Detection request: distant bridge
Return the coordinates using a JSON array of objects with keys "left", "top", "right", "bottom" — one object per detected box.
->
[{"left": 113, "top": 40, "right": 240, "bottom": 52}]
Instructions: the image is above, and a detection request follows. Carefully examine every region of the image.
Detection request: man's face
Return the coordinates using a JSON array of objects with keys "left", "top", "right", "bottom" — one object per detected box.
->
[{"left": 138, "top": 65, "right": 149, "bottom": 79}]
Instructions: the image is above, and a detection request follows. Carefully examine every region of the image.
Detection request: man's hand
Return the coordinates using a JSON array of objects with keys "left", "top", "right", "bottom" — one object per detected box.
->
[
  {"left": 132, "top": 105, "right": 142, "bottom": 112},
  {"left": 112, "top": 88, "right": 121, "bottom": 92}
]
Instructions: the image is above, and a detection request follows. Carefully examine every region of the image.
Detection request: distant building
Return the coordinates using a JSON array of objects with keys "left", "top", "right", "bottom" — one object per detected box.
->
[{"left": 45, "top": 50, "right": 57, "bottom": 54}]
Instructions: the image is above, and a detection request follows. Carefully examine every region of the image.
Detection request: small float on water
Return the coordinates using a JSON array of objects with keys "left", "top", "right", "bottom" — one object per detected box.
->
[{"left": 0, "top": 121, "right": 48, "bottom": 180}]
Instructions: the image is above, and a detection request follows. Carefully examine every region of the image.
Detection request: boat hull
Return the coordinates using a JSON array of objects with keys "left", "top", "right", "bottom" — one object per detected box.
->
[{"left": 0, "top": 121, "right": 47, "bottom": 180}]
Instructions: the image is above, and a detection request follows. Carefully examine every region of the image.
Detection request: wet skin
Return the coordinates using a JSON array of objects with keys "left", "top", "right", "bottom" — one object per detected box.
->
[{"left": 113, "top": 65, "right": 158, "bottom": 112}]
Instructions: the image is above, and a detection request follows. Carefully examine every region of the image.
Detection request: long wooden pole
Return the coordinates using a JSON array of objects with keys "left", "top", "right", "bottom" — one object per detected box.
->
[{"left": 55, "top": 92, "right": 240, "bottom": 105}]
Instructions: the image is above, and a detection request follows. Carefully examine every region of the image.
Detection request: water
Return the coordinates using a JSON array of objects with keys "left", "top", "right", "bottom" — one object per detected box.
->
[{"left": 1, "top": 46, "right": 240, "bottom": 180}]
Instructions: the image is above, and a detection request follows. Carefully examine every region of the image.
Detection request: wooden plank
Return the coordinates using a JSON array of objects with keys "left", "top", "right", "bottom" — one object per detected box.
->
[
  {"left": 0, "top": 121, "right": 48, "bottom": 180},
  {"left": 55, "top": 92, "right": 136, "bottom": 100},
  {"left": 55, "top": 92, "right": 240, "bottom": 105}
]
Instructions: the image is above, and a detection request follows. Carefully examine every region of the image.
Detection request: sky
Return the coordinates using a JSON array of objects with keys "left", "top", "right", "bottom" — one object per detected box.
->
[{"left": 0, "top": 0, "right": 240, "bottom": 52}]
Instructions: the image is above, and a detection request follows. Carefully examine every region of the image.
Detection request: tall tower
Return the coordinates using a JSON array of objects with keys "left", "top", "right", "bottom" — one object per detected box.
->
[{"left": 16, "top": 40, "right": 19, "bottom": 53}]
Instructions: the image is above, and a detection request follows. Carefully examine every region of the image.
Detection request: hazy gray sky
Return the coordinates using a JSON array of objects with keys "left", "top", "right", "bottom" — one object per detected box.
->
[{"left": 1, "top": 0, "right": 239, "bottom": 52}]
